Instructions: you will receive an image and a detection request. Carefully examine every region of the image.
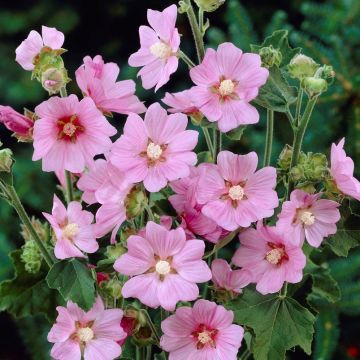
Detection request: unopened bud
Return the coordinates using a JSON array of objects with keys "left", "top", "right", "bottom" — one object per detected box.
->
[
  {"left": 259, "top": 45, "right": 282, "bottom": 68},
  {"left": 320, "top": 65, "right": 335, "bottom": 80},
  {"left": 278, "top": 145, "right": 293, "bottom": 170},
  {"left": 20, "top": 217, "right": 48, "bottom": 243},
  {"left": 194, "top": 0, "right": 225, "bottom": 12},
  {"left": 290, "top": 165, "right": 305, "bottom": 182},
  {"left": 302, "top": 77, "right": 328, "bottom": 96},
  {"left": 0, "top": 148, "right": 14, "bottom": 173},
  {"left": 102, "top": 278, "right": 123, "bottom": 299},
  {"left": 41, "top": 67, "right": 69, "bottom": 95},
  {"left": 288, "top": 54, "right": 319, "bottom": 79},
  {"left": 125, "top": 186, "right": 147, "bottom": 218},
  {"left": 295, "top": 183, "right": 316, "bottom": 194},
  {"left": 21, "top": 240, "right": 42, "bottom": 274},
  {"left": 105, "top": 244, "right": 127, "bottom": 260}
]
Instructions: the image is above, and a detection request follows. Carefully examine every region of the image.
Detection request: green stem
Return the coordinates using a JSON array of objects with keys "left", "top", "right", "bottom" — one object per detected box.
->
[
  {"left": 142, "top": 310, "right": 160, "bottom": 345},
  {"left": 219, "top": 131, "right": 222, "bottom": 152},
  {"left": 145, "top": 345, "right": 152, "bottom": 360},
  {"left": 202, "top": 127, "right": 214, "bottom": 160},
  {"left": 7, "top": 186, "right": 54, "bottom": 267},
  {"left": 279, "top": 282, "right": 288, "bottom": 298},
  {"left": 263, "top": 109, "right": 274, "bottom": 167},
  {"left": 65, "top": 171, "right": 74, "bottom": 203},
  {"left": 178, "top": 50, "right": 196, "bottom": 68},
  {"left": 212, "top": 128, "right": 218, "bottom": 161},
  {"left": 295, "top": 88, "right": 304, "bottom": 126},
  {"left": 239, "top": 348, "right": 251, "bottom": 360},
  {"left": 136, "top": 346, "right": 141, "bottom": 360},
  {"left": 204, "top": 230, "right": 239, "bottom": 259},
  {"left": 184, "top": 0, "right": 205, "bottom": 62},
  {"left": 59, "top": 86, "right": 68, "bottom": 97},
  {"left": 287, "top": 96, "right": 318, "bottom": 198},
  {"left": 144, "top": 203, "right": 155, "bottom": 222}
]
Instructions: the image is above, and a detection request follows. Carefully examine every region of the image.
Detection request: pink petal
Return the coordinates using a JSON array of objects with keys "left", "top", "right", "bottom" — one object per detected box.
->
[
  {"left": 41, "top": 26, "right": 65, "bottom": 48},
  {"left": 84, "top": 338, "right": 122, "bottom": 360},
  {"left": 50, "top": 339, "right": 81, "bottom": 360}
]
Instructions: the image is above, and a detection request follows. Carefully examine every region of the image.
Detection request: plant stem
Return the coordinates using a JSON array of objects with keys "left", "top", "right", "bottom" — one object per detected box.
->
[
  {"left": 212, "top": 128, "right": 218, "bottom": 161},
  {"left": 202, "top": 127, "right": 214, "bottom": 159},
  {"left": 295, "top": 88, "right": 304, "bottom": 126},
  {"left": 59, "top": 86, "right": 67, "bottom": 98},
  {"left": 7, "top": 186, "right": 54, "bottom": 267},
  {"left": 142, "top": 309, "right": 160, "bottom": 345},
  {"left": 263, "top": 109, "right": 274, "bottom": 167},
  {"left": 239, "top": 348, "right": 251, "bottom": 360},
  {"left": 178, "top": 50, "right": 195, "bottom": 68},
  {"left": 65, "top": 171, "right": 74, "bottom": 203},
  {"left": 144, "top": 203, "right": 155, "bottom": 222},
  {"left": 219, "top": 131, "right": 222, "bottom": 152},
  {"left": 184, "top": 0, "right": 205, "bottom": 62},
  {"left": 279, "top": 282, "right": 288, "bottom": 298},
  {"left": 136, "top": 346, "right": 141, "bottom": 360},
  {"left": 145, "top": 345, "right": 152, "bottom": 360},
  {"left": 204, "top": 229, "right": 239, "bottom": 259},
  {"left": 287, "top": 96, "right": 318, "bottom": 198}
]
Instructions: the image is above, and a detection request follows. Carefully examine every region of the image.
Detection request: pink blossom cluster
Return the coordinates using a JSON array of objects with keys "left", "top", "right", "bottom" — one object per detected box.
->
[{"left": 1, "top": 3, "right": 360, "bottom": 360}]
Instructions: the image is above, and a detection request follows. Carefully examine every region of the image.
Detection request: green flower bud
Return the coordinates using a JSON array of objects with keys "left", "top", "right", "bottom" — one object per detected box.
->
[
  {"left": 295, "top": 183, "right": 316, "bottom": 194},
  {"left": 194, "top": 0, "right": 225, "bottom": 12},
  {"left": 278, "top": 145, "right": 293, "bottom": 170},
  {"left": 298, "top": 152, "right": 308, "bottom": 165},
  {"left": 105, "top": 244, "right": 127, "bottom": 260},
  {"left": 41, "top": 67, "right": 69, "bottom": 95},
  {"left": 288, "top": 54, "right": 319, "bottom": 79},
  {"left": 20, "top": 217, "right": 48, "bottom": 243},
  {"left": 125, "top": 186, "right": 147, "bottom": 218},
  {"left": 21, "top": 240, "right": 42, "bottom": 274},
  {"left": 102, "top": 278, "right": 123, "bottom": 299},
  {"left": 259, "top": 45, "right": 282, "bottom": 68},
  {"left": 290, "top": 165, "right": 305, "bottom": 182},
  {"left": 320, "top": 65, "right": 335, "bottom": 80},
  {"left": 309, "top": 153, "right": 328, "bottom": 168},
  {"left": 0, "top": 148, "right": 14, "bottom": 173},
  {"left": 302, "top": 77, "right": 328, "bottom": 96}
]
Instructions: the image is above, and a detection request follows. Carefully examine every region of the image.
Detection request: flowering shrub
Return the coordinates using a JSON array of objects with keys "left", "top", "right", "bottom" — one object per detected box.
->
[{"left": 0, "top": 1, "right": 359, "bottom": 359}]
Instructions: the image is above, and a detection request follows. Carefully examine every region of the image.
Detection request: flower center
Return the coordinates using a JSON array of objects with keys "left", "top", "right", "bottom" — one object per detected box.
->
[
  {"left": 298, "top": 210, "right": 315, "bottom": 226},
  {"left": 228, "top": 185, "right": 245, "bottom": 201},
  {"left": 265, "top": 243, "right": 288, "bottom": 265},
  {"left": 192, "top": 324, "right": 218, "bottom": 349},
  {"left": 155, "top": 260, "right": 171, "bottom": 275},
  {"left": 62, "top": 223, "right": 80, "bottom": 239},
  {"left": 198, "top": 331, "right": 213, "bottom": 344},
  {"left": 218, "top": 79, "right": 235, "bottom": 96},
  {"left": 147, "top": 142, "right": 163, "bottom": 160},
  {"left": 76, "top": 327, "right": 94, "bottom": 343},
  {"left": 150, "top": 42, "right": 172, "bottom": 60},
  {"left": 57, "top": 114, "right": 84, "bottom": 142}
]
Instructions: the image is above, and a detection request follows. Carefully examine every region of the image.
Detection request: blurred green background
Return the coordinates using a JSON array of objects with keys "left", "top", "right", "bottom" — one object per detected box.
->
[{"left": 0, "top": 0, "right": 359, "bottom": 359}]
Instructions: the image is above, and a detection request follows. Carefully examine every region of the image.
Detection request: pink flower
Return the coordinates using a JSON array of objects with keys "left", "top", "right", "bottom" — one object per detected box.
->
[
  {"left": 0, "top": 105, "right": 33, "bottom": 140},
  {"left": 189, "top": 42, "right": 269, "bottom": 132},
  {"left": 197, "top": 151, "right": 278, "bottom": 231},
  {"left": 110, "top": 103, "right": 198, "bottom": 192},
  {"left": 170, "top": 164, "right": 226, "bottom": 243},
  {"left": 75, "top": 55, "right": 146, "bottom": 115},
  {"left": 330, "top": 138, "right": 360, "bottom": 201},
  {"left": 232, "top": 223, "right": 306, "bottom": 295},
  {"left": 160, "top": 299, "right": 244, "bottom": 360},
  {"left": 48, "top": 296, "right": 126, "bottom": 360},
  {"left": 43, "top": 195, "right": 98, "bottom": 260},
  {"left": 162, "top": 90, "right": 202, "bottom": 118},
  {"left": 277, "top": 190, "right": 340, "bottom": 247},
  {"left": 114, "top": 221, "right": 212, "bottom": 311},
  {"left": 16, "top": 26, "right": 64, "bottom": 71},
  {"left": 33, "top": 95, "right": 116, "bottom": 173},
  {"left": 211, "top": 259, "right": 251, "bottom": 294},
  {"left": 128, "top": 5, "right": 180, "bottom": 91}
]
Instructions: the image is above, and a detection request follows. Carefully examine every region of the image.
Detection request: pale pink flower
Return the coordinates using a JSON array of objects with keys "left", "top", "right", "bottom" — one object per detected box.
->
[
  {"left": 197, "top": 151, "right": 278, "bottom": 231},
  {"left": 75, "top": 55, "right": 146, "bottom": 115},
  {"left": 48, "top": 296, "right": 126, "bottom": 360},
  {"left": 162, "top": 90, "right": 202, "bottom": 118},
  {"left": 277, "top": 190, "right": 340, "bottom": 247},
  {"left": 160, "top": 299, "right": 244, "bottom": 360},
  {"left": 232, "top": 223, "right": 306, "bottom": 295},
  {"left": 0, "top": 105, "right": 33, "bottom": 139},
  {"left": 114, "top": 221, "right": 211, "bottom": 311},
  {"left": 33, "top": 95, "right": 116, "bottom": 173},
  {"left": 170, "top": 164, "right": 226, "bottom": 243},
  {"left": 211, "top": 259, "right": 251, "bottom": 294},
  {"left": 189, "top": 42, "right": 269, "bottom": 132},
  {"left": 128, "top": 5, "right": 180, "bottom": 91},
  {"left": 110, "top": 103, "right": 198, "bottom": 192},
  {"left": 330, "top": 138, "right": 360, "bottom": 201},
  {"left": 43, "top": 195, "right": 98, "bottom": 260},
  {"left": 16, "top": 26, "right": 64, "bottom": 71}
]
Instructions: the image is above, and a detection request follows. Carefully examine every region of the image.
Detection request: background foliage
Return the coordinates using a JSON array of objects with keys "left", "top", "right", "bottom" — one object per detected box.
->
[{"left": 0, "top": 0, "right": 359, "bottom": 359}]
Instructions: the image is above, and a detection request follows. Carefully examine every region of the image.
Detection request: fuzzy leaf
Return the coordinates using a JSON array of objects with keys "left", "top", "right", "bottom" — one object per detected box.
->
[
  {"left": 253, "top": 66, "right": 297, "bottom": 112},
  {"left": 0, "top": 250, "right": 60, "bottom": 321},
  {"left": 228, "top": 288, "right": 316, "bottom": 360},
  {"left": 327, "top": 229, "right": 360, "bottom": 257},
  {"left": 46, "top": 258, "right": 96, "bottom": 311}
]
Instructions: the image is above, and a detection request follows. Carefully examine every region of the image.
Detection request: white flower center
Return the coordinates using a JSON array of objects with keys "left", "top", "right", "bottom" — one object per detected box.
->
[
  {"left": 218, "top": 79, "right": 235, "bottom": 96},
  {"left": 299, "top": 210, "right": 315, "bottom": 226},
  {"left": 62, "top": 223, "right": 80, "bottom": 239},
  {"left": 266, "top": 248, "right": 284, "bottom": 265},
  {"left": 155, "top": 260, "right": 171, "bottom": 275},
  {"left": 150, "top": 42, "right": 172, "bottom": 60},
  {"left": 147, "top": 142, "right": 163, "bottom": 160},
  {"left": 77, "top": 327, "right": 94, "bottom": 343},
  {"left": 198, "top": 331, "right": 212, "bottom": 345},
  {"left": 228, "top": 185, "right": 245, "bottom": 201},
  {"left": 63, "top": 123, "right": 77, "bottom": 137}
]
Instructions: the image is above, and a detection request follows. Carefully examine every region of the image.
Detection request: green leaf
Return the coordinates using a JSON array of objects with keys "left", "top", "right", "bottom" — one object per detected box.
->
[
  {"left": 224, "top": 126, "right": 246, "bottom": 140},
  {"left": 154, "top": 352, "right": 167, "bottom": 360},
  {"left": 197, "top": 151, "right": 212, "bottom": 164},
  {"left": 46, "top": 258, "right": 96, "bottom": 311},
  {"left": 251, "top": 30, "right": 301, "bottom": 67},
  {"left": 0, "top": 250, "right": 60, "bottom": 321},
  {"left": 121, "top": 339, "right": 137, "bottom": 359},
  {"left": 326, "top": 229, "right": 360, "bottom": 257},
  {"left": 253, "top": 66, "right": 297, "bottom": 112},
  {"left": 228, "top": 288, "right": 316, "bottom": 360}
]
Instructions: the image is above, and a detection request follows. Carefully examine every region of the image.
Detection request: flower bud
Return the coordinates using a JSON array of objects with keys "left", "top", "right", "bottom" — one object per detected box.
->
[
  {"left": 41, "top": 67, "right": 69, "bottom": 95},
  {"left": 105, "top": 243, "right": 127, "bottom": 260},
  {"left": 21, "top": 240, "right": 43, "bottom": 274},
  {"left": 259, "top": 45, "right": 282, "bottom": 68},
  {"left": 288, "top": 54, "right": 319, "bottom": 79},
  {"left": 320, "top": 65, "right": 335, "bottom": 80},
  {"left": 20, "top": 217, "right": 48, "bottom": 243},
  {"left": 0, "top": 148, "right": 14, "bottom": 173},
  {"left": 278, "top": 145, "right": 293, "bottom": 170},
  {"left": 125, "top": 186, "right": 147, "bottom": 218},
  {"left": 194, "top": 0, "right": 226, "bottom": 12},
  {"left": 0, "top": 105, "right": 33, "bottom": 141},
  {"left": 295, "top": 183, "right": 316, "bottom": 194},
  {"left": 302, "top": 77, "right": 328, "bottom": 96},
  {"left": 101, "top": 278, "right": 123, "bottom": 299},
  {"left": 290, "top": 165, "right": 305, "bottom": 182}
]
